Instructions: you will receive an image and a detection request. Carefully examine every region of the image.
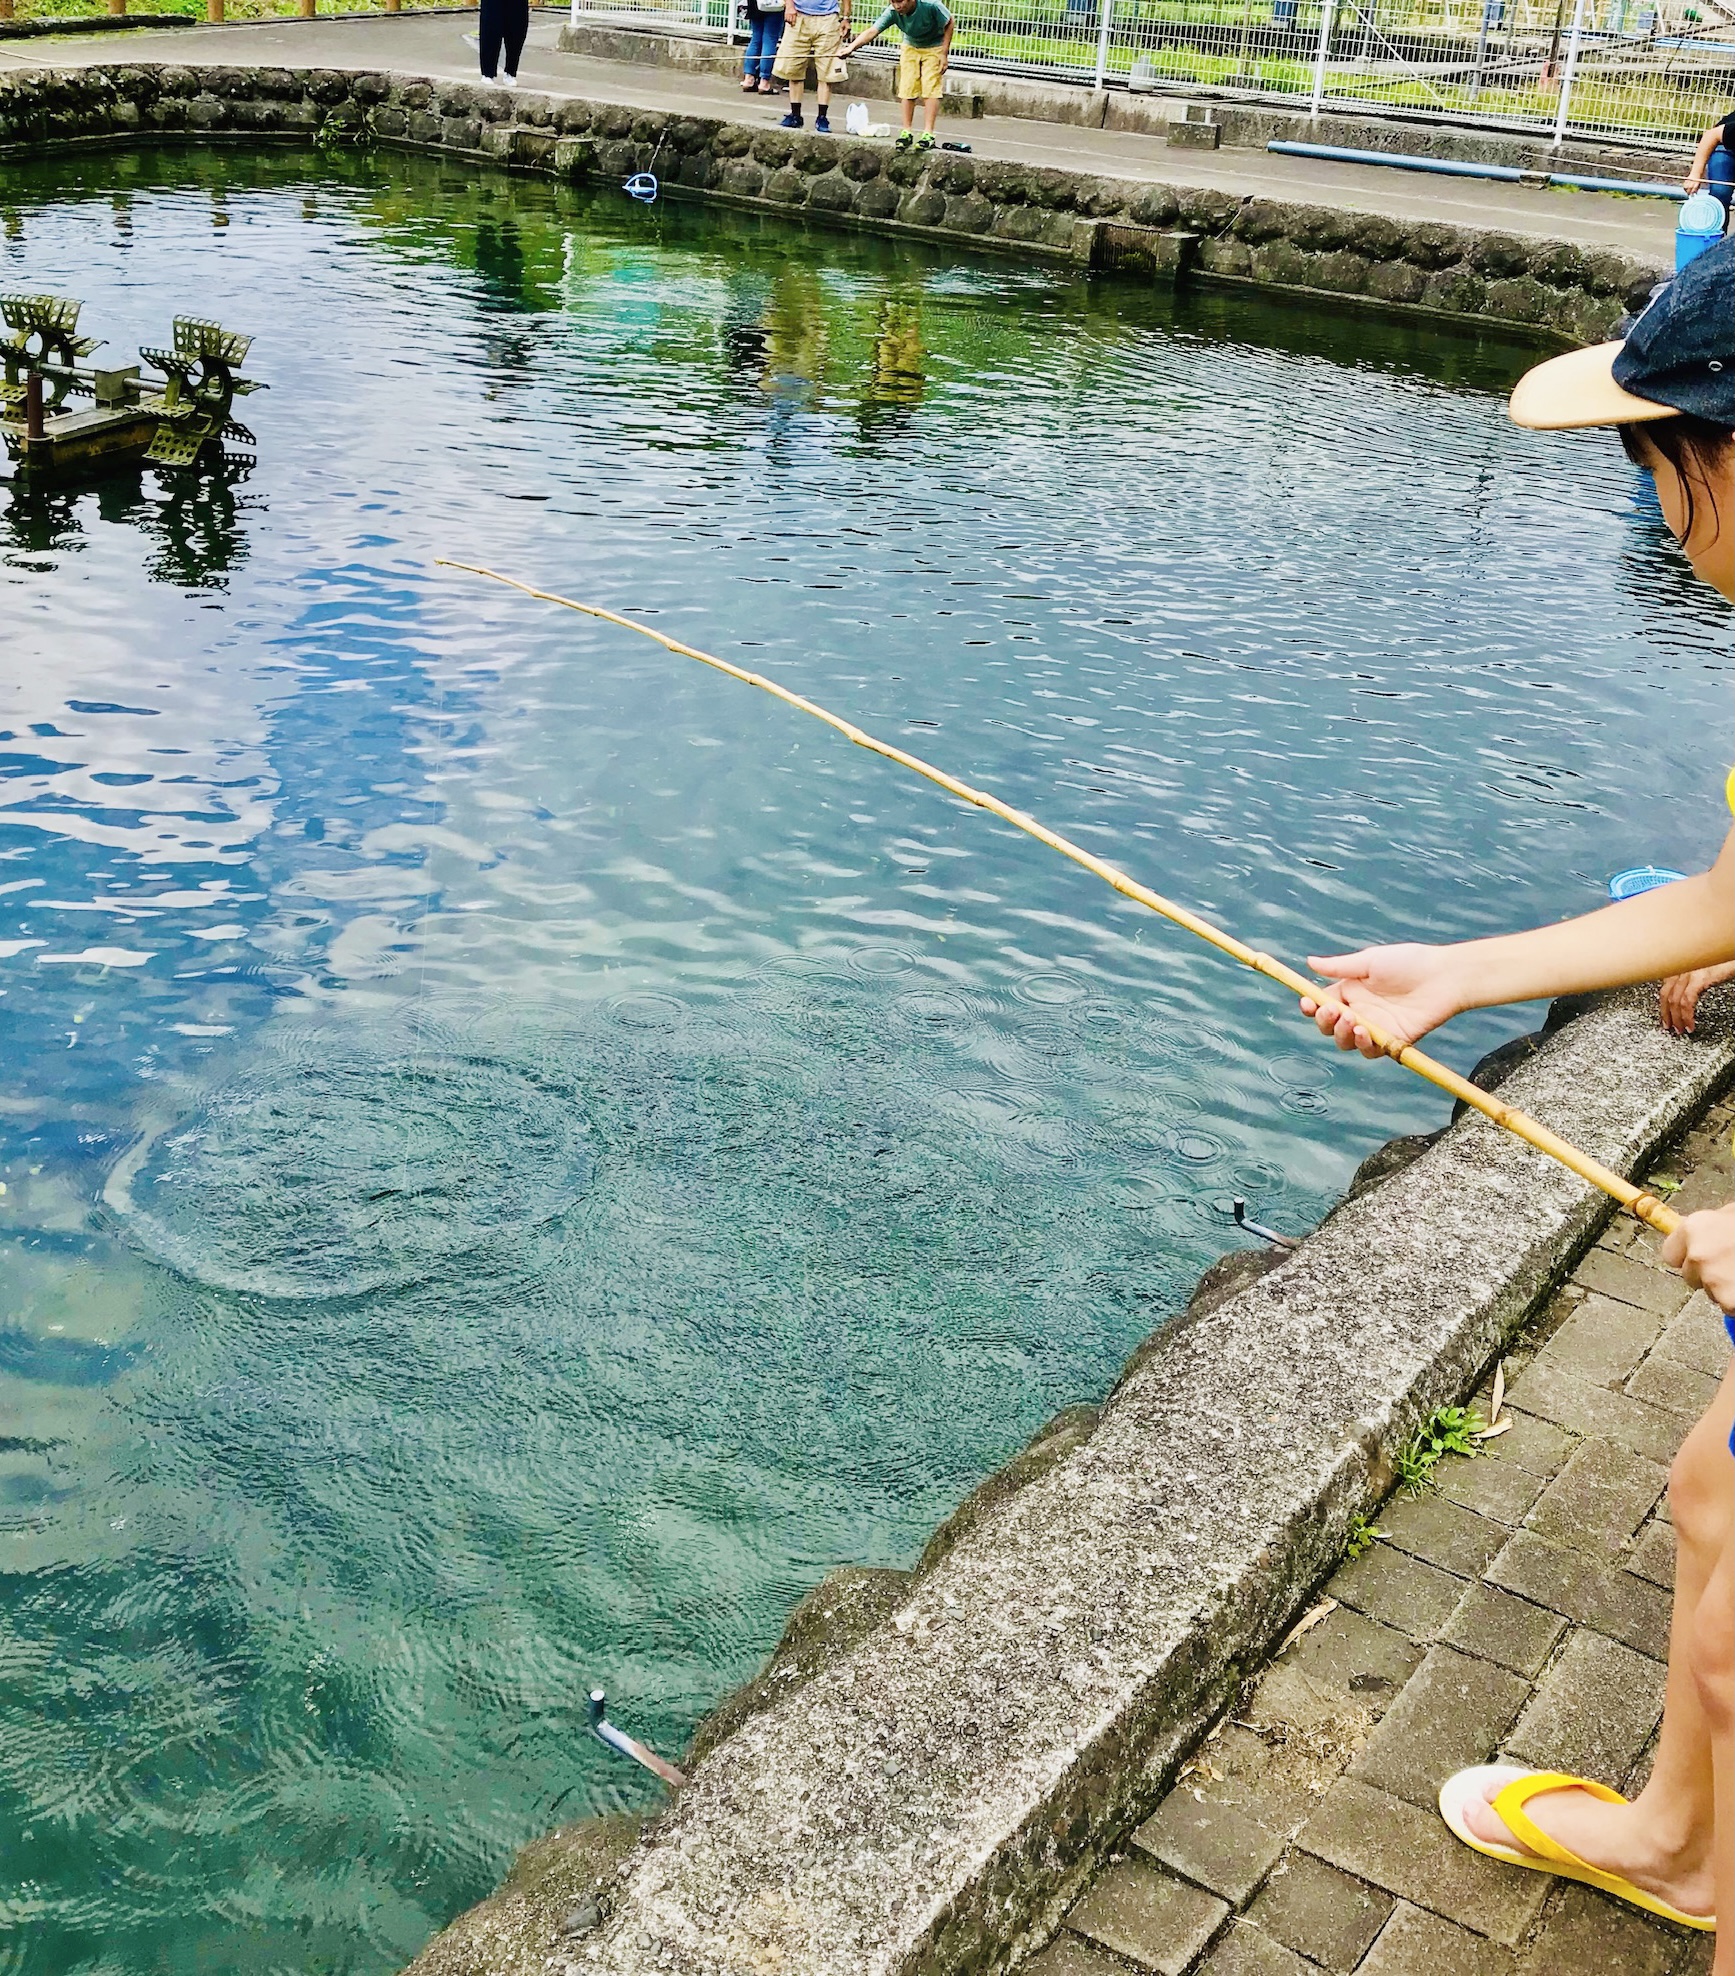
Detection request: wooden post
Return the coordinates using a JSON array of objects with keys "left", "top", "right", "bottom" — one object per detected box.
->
[
  {"left": 24, "top": 373, "right": 44, "bottom": 448},
  {"left": 0, "top": 0, "right": 16, "bottom": 22},
  {"left": 386, "top": 0, "right": 402, "bottom": 14},
  {"left": 108, "top": 0, "right": 128, "bottom": 15},
  {"left": 299, "top": 0, "right": 316, "bottom": 16},
  {"left": 206, "top": 0, "right": 225, "bottom": 21}
]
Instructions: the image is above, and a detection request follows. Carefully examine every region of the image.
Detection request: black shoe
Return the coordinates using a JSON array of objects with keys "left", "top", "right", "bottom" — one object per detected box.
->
[
  {"left": 779, "top": 108, "right": 804, "bottom": 127},
  {"left": 814, "top": 110, "right": 830, "bottom": 132}
]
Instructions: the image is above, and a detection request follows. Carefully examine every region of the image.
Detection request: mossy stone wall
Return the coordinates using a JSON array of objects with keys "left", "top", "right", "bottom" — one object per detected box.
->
[{"left": 0, "top": 62, "right": 1665, "bottom": 340}]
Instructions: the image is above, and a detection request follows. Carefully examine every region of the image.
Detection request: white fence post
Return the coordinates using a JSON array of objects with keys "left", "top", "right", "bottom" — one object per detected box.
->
[
  {"left": 1093, "top": 0, "right": 1114, "bottom": 91},
  {"left": 1309, "top": 0, "right": 1334, "bottom": 115},
  {"left": 1551, "top": 0, "right": 1587, "bottom": 145}
]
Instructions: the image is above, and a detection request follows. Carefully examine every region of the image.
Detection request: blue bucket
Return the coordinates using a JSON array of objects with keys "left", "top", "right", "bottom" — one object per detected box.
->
[{"left": 1675, "top": 189, "right": 1725, "bottom": 271}]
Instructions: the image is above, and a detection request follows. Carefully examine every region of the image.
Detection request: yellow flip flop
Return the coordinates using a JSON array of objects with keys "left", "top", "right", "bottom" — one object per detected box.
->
[{"left": 1438, "top": 1765, "right": 1715, "bottom": 1932}]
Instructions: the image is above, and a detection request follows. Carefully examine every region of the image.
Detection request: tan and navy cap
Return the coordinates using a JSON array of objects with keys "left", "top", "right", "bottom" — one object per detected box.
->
[{"left": 1510, "top": 233, "right": 1735, "bottom": 432}]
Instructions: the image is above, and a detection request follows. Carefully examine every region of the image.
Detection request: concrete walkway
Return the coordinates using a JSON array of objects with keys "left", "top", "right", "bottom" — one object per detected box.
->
[
  {"left": 1034, "top": 1093, "right": 1732, "bottom": 1976},
  {"left": 2, "top": 9, "right": 1679, "bottom": 260}
]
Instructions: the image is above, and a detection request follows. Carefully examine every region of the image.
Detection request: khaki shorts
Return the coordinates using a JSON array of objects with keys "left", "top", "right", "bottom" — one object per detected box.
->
[
  {"left": 897, "top": 42, "right": 946, "bottom": 98},
  {"left": 773, "top": 10, "right": 844, "bottom": 81}
]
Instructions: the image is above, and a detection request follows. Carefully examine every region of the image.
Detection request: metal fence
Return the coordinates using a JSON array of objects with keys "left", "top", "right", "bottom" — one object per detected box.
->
[{"left": 571, "top": 0, "right": 1735, "bottom": 148}]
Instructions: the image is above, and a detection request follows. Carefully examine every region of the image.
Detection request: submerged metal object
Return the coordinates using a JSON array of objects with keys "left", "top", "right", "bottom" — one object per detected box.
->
[
  {"left": 1, "top": 294, "right": 265, "bottom": 483},
  {"left": 1232, "top": 1196, "right": 1298, "bottom": 1249},
  {"left": 587, "top": 1688, "right": 687, "bottom": 1790}
]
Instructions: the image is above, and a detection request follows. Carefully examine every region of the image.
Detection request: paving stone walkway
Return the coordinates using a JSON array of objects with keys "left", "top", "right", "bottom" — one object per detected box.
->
[{"left": 1031, "top": 1091, "right": 1734, "bottom": 1976}]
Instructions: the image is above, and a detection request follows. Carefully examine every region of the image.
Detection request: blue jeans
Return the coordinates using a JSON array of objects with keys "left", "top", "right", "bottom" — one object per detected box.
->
[
  {"left": 744, "top": 10, "right": 785, "bottom": 80},
  {"left": 1708, "top": 143, "right": 1735, "bottom": 220}
]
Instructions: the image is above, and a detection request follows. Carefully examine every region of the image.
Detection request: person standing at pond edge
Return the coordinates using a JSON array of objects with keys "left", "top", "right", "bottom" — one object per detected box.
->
[
  {"left": 478, "top": 0, "right": 530, "bottom": 89},
  {"left": 1299, "top": 239, "right": 1735, "bottom": 1969},
  {"left": 774, "top": 0, "right": 850, "bottom": 133},
  {"left": 742, "top": 0, "right": 787, "bottom": 95},
  {"left": 1684, "top": 105, "right": 1735, "bottom": 219},
  {"left": 839, "top": 0, "right": 954, "bottom": 150}
]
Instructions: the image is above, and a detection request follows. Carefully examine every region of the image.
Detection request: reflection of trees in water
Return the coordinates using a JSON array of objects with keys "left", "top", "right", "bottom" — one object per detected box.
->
[
  {"left": 855, "top": 299, "right": 926, "bottom": 437},
  {"left": 761, "top": 265, "right": 833, "bottom": 401},
  {"left": 2, "top": 459, "right": 258, "bottom": 590}
]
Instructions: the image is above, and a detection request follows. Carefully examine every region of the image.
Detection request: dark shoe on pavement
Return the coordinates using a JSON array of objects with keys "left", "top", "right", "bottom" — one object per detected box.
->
[
  {"left": 779, "top": 108, "right": 804, "bottom": 126},
  {"left": 814, "top": 110, "right": 831, "bottom": 131}
]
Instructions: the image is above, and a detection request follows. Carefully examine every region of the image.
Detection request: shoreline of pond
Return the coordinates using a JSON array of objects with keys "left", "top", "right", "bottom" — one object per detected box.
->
[
  {"left": 0, "top": 61, "right": 1669, "bottom": 338},
  {"left": 398, "top": 984, "right": 1733, "bottom": 1975},
  {"left": 0, "top": 72, "right": 1717, "bottom": 1974}
]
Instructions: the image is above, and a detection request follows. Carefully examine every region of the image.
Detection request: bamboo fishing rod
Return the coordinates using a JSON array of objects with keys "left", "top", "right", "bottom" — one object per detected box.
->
[{"left": 437, "top": 559, "right": 1681, "bottom": 1239}]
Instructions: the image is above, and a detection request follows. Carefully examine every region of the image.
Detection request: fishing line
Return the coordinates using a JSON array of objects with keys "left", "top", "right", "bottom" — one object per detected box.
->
[{"left": 435, "top": 559, "right": 1682, "bottom": 1240}]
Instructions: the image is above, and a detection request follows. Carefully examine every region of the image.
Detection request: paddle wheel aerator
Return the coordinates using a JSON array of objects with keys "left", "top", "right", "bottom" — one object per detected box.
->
[{"left": 1, "top": 293, "right": 265, "bottom": 483}]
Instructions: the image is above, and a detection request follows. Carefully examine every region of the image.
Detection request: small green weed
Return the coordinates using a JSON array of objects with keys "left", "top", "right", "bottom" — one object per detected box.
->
[
  {"left": 1395, "top": 1405, "right": 1487, "bottom": 1498},
  {"left": 1648, "top": 1173, "right": 1683, "bottom": 1198},
  {"left": 1344, "top": 1512, "right": 1383, "bottom": 1560}
]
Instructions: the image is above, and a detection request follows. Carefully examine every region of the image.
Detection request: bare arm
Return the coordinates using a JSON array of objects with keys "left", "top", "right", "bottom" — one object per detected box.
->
[
  {"left": 841, "top": 17, "right": 882, "bottom": 50},
  {"left": 1685, "top": 122, "right": 1723, "bottom": 191},
  {"left": 940, "top": 15, "right": 954, "bottom": 58},
  {"left": 1300, "top": 827, "right": 1735, "bottom": 1056}
]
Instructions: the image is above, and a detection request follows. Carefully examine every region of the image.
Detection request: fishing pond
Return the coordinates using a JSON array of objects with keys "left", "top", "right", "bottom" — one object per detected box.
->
[{"left": 0, "top": 146, "right": 1728, "bottom": 1976}]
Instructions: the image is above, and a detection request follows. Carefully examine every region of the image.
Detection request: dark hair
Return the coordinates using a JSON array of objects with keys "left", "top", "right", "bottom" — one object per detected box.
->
[{"left": 1617, "top": 413, "right": 1734, "bottom": 541}]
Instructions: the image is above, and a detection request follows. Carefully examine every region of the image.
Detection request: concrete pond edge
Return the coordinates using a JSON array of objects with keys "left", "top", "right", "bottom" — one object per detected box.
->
[
  {"left": 398, "top": 989, "right": 1735, "bottom": 1975},
  {"left": 0, "top": 62, "right": 1668, "bottom": 339}
]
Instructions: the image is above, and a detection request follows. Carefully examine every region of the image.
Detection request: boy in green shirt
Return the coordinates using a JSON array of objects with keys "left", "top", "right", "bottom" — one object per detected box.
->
[{"left": 840, "top": 0, "right": 955, "bottom": 149}]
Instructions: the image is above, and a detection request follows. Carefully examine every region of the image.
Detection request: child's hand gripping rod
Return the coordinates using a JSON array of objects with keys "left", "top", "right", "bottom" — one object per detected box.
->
[{"left": 436, "top": 560, "right": 1682, "bottom": 1241}]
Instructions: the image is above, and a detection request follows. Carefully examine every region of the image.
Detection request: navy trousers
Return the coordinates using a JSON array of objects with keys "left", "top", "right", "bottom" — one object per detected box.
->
[{"left": 480, "top": 0, "right": 529, "bottom": 79}]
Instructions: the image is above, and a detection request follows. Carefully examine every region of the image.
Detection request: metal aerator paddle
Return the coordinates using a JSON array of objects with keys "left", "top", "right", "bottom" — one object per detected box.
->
[{"left": 436, "top": 560, "right": 1683, "bottom": 1241}]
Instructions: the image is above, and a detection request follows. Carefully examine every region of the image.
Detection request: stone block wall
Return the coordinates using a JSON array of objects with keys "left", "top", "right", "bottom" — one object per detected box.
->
[{"left": 0, "top": 62, "right": 1666, "bottom": 340}]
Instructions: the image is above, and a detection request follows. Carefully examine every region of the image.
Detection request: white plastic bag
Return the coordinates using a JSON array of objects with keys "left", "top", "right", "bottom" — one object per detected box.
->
[{"left": 845, "top": 100, "right": 870, "bottom": 134}]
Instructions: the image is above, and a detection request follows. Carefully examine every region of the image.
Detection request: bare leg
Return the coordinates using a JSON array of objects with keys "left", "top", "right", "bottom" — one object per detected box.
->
[
  {"left": 900, "top": 95, "right": 915, "bottom": 131},
  {"left": 921, "top": 92, "right": 940, "bottom": 132},
  {"left": 1462, "top": 1358, "right": 1733, "bottom": 1921},
  {"left": 1690, "top": 1530, "right": 1733, "bottom": 1969}
]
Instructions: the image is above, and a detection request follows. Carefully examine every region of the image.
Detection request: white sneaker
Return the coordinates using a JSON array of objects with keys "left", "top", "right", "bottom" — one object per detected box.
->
[{"left": 502, "top": 72, "right": 518, "bottom": 86}]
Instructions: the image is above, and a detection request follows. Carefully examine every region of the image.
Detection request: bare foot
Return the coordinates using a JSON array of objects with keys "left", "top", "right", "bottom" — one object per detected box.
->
[{"left": 1464, "top": 1777, "right": 1715, "bottom": 1921}]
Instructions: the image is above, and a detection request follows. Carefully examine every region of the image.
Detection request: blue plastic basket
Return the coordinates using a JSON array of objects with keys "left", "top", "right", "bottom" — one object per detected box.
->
[{"left": 1608, "top": 865, "right": 1687, "bottom": 901}]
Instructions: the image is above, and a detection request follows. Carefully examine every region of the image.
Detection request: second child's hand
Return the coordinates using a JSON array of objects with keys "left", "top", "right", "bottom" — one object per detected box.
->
[
  {"left": 1661, "top": 961, "right": 1735, "bottom": 1034},
  {"left": 1661, "top": 1203, "right": 1735, "bottom": 1309}
]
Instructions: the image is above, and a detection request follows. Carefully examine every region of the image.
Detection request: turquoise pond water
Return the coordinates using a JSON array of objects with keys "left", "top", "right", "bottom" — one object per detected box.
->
[{"left": 0, "top": 146, "right": 1729, "bottom": 1973}]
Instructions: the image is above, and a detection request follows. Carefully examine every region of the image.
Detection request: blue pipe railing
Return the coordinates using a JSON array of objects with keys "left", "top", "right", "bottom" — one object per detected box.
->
[{"left": 1267, "top": 139, "right": 1687, "bottom": 200}]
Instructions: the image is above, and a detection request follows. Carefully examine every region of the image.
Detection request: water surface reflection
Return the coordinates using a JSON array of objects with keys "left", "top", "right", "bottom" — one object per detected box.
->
[{"left": 0, "top": 147, "right": 1727, "bottom": 1976}]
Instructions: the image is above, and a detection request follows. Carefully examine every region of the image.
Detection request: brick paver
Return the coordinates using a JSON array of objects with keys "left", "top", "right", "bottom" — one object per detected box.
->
[{"left": 1037, "top": 1091, "right": 1733, "bottom": 1975}]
